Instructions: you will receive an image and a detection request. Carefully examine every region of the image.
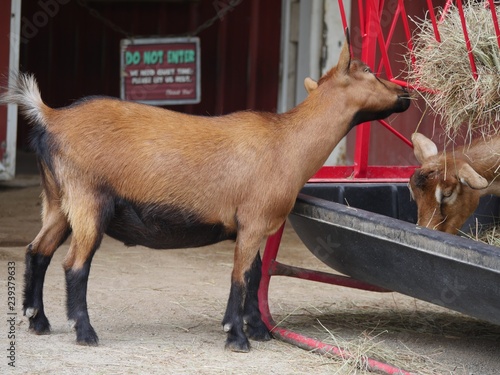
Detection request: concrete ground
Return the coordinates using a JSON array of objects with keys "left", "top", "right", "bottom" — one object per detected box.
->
[{"left": 1, "top": 159, "right": 500, "bottom": 374}]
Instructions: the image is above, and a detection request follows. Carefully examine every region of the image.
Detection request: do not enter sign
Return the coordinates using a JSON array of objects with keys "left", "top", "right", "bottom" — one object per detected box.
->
[{"left": 120, "top": 37, "right": 201, "bottom": 105}]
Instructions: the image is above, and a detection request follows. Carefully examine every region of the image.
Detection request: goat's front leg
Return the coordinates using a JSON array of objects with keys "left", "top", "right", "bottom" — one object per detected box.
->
[
  {"left": 243, "top": 252, "right": 271, "bottom": 341},
  {"left": 222, "top": 231, "right": 264, "bottom": 352}
]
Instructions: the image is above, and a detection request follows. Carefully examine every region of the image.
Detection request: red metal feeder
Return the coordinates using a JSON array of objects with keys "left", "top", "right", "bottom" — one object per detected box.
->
[{"left": 258, "top": 1, "right": 500, "bottom": 374}]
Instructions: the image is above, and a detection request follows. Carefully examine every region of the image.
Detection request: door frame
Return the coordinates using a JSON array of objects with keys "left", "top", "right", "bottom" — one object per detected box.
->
[{"left": 0, "top": 0, "right": 21, "bottom": 180}]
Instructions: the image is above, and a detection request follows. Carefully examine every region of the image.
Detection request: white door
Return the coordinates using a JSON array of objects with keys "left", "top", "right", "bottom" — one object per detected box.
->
[
  {"left": 278, "top": 0, "right": 350, "bottom": 165},
  {"left": 0, "top": 0, "right": 21, "bottom": 180}
]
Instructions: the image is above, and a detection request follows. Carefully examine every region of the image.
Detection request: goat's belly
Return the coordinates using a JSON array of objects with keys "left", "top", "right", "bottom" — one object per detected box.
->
[{"left": 106, "top": 198, "right": 236, "bottom": 249}]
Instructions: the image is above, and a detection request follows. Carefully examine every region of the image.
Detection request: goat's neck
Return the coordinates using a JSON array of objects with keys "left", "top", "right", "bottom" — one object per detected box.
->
[{"left": 279, "top": 92, "right": 354, "bottom": 184}]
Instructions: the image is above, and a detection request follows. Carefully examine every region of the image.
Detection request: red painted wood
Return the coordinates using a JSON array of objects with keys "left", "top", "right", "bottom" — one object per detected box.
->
[{"left": 17, "top": 0, "right": 281, "bottom": 148}]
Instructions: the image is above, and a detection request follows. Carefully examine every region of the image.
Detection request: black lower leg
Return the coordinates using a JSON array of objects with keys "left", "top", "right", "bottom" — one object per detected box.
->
[
  {"left": 23, "top": 246, "right": 53, "bottom": 334},
  {"left": 65, "top": 260, "right": 98, "bottom": 345},
  {"left": 222, "top": 281, "right": 249, "bottom": 352},
  {"left": 243, "top": 253, "right": 271, "bottom": 341}
]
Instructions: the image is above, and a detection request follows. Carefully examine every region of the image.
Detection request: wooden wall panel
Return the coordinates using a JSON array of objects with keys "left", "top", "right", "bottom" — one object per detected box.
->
[{"left": 18, "top": 0, "right": 281, "bottom": 149}]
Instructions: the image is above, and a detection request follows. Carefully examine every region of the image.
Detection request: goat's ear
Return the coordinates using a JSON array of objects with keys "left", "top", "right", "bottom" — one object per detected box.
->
[
  {"left": 337, "top": 27, "right": 351, "bottom": 75},
  {"left": 458, "top": 163, "right": 489, "bottom": 190},
  {"left": 304, "top": 77, "right": 318, "bottom": 94},
  {"left": 412, "top": 133, "right": 438, "bottom": 164}
]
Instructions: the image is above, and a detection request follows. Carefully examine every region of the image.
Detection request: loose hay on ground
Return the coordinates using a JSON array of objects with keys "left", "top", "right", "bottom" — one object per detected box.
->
[{"left": 275, "top": 301, "right": 500, "bottom": 374}]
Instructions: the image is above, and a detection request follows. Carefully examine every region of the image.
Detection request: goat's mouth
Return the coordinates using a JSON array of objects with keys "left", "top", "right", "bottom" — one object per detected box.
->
[{"left": 394, "top": 92, "right": 411, "bottom": 112}]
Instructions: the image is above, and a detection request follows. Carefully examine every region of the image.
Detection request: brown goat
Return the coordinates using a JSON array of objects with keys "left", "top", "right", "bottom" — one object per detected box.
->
[
  {"left": 1, "top": 35, "right": 409, "bottom": 352},
  {"left": 410, "top": 133, "right": 500, "bottom": 234}
]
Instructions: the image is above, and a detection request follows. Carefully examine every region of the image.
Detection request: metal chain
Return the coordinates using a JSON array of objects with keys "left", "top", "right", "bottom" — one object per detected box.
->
[{"left": 77, "top": 0, "right": 244, "bottom": 39}]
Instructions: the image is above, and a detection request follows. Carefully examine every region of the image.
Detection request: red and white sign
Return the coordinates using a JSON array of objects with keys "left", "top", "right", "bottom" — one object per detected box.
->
[{"left": 120, "top": 37, "right": 201, "bottom": 105}]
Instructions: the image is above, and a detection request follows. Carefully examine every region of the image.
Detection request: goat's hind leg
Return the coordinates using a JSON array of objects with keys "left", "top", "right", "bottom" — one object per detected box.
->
[
  {"left": 23, "top": 193, "right": 71, "bottom": 335},
  {"left": 63, "top": 191, "right": 114, "bottom": 345}
]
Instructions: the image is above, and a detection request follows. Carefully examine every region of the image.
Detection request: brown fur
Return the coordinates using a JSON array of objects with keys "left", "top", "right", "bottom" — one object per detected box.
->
[
  {"left": 1, "top": 36, "right": 410, "bottom": 349},
  {"left": 410, "top": 133, "right": 500, "bottom": 234}
]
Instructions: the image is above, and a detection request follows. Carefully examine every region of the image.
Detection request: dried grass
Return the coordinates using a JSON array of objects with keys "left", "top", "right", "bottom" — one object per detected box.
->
[
  {"left": 319, "top": 324, "right": 452, "bottom": 375},
  {"left": 277, "top": 303, "right": 500, "bottom": 374},
  {"left": 462, "top": 219, "right": 500, "bottom": 247},
  {"left": 407, "top": 1, "right": 500, "bottom": 140}
]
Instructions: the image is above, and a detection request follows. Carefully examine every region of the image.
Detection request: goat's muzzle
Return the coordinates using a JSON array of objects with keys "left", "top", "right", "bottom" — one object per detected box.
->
[{"left": 394, "top": 87, "right": 411, "bottom": 113}]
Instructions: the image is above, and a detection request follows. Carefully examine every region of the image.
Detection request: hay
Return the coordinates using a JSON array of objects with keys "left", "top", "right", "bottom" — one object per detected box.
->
[
  {"left": 463, "top": 220, "right": 500, "bottom": 247},
  {"left": 479, "top": 224, "right": 500, "bottom": 246},
  {"left": 276, "top": 303, "right": 500, "bottom": 374},
  {"left": 318, "top": 322, "right": 452, "bottom": 375},
  {"left": 407, "top": 1, "right": 500, "bottom": 140}
]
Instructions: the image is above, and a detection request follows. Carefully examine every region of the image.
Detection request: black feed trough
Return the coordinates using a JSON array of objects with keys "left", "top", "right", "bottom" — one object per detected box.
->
[{"left": 288, "top": 183, "right": 500, "bottom": 325}]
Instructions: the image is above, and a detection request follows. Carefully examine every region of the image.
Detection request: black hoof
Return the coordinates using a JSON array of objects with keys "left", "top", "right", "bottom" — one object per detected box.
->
[
  {"left": 76, "top": 325, "right": 99, "bottom": 346},
  {"left": 246, "top": 323, "right": 271, "bottom": 342},
  {"left": 28, "top": 314, "right": 51, "bottom": 335},
  {"left": 225, "top": 336, "right": 250, "bottom": 353}
]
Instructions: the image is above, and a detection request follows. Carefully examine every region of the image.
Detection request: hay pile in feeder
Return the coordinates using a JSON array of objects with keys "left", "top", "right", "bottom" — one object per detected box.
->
[
  {"left": 407, "top": 1, "right": 500, "bottom": 139},
  {"left": 464, "top": 221, "right": 500, "bottom": 247},
  {"left": 476, "top": 224, "right": 500, "bottom": 246}
]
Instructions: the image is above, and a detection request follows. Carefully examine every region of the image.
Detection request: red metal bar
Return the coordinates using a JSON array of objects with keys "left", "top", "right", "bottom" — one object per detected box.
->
[
  {"left": 269, "top": 260, "right": 391, "bottom": 292},
  {"left": 440, "top": 0, "right": 455, "bottom": 22},
  {"left": 309, "top": 165, "right": 416, "bottom": 183},
  {"left": 353, "top": 125, "right": 371, "bottom": 178},
  {"left": 398, "top": 0, "right": 415, "bottom": 66},
  {"left": 456, "top": 0, "right": 478, "bottom": 79},
  {"left": 270, "top": 326, "right": 413, "bottom": 375},
  {"left": 376, "top": 0, "right": 383, "bottom": 15},
  {"left": 260, "top": 2, "right": 500, "bottom": 372},
  {"left": 376, "top": 4, "right": 401, "bottom": 75},
  {"left": 353, "top": 0, "right": 381, "bottom": 178},
  {"left": 390, "top": 78, "right": 410, "bottom": 88},
  {"left": 426, "top": 0, "right": 442, "bottom": 42},
  {"left": 375, "top": 20, "right": 394, "bottom": 79},
  {"left": 259, "top": 225, "right": 412, "bottom": 375},
  {"left": 357, "top": 0, "right": 365, "bottom": 36},
  {"left": 259, "top": 224, "right": 285, "bottom": 330},
  {"left": 338, "top": 0, "right": 349, "bottom": 31},
  {"left": 487, "top": 0, "right": 500, "bottom": 50},
  {"left": 378, "top": 119, "right": 413, "bottom": 148}
]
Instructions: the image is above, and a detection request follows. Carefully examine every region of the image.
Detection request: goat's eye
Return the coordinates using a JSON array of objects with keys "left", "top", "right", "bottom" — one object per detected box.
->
[
  {"left": 364, "top": 67, "right": 372, "bottom": 73},
  {"left": 440, "top": 187, "right": 458, "bottom": 205}
]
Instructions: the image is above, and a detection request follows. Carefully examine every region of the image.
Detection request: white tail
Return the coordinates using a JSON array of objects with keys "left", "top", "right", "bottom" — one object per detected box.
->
[{"left": 1, "top": 74, "right": 48, "bottom": 127}]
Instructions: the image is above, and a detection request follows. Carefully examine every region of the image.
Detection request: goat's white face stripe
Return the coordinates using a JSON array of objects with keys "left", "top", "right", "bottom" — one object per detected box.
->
[
  {"left": 435, "top": 185, "right": 442, "bottom": 204},
  {"left": 435, "top": 184, "right": 458, "bottom": 206}
]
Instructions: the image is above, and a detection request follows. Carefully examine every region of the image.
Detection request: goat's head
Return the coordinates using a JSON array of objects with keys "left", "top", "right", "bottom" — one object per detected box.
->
[
  {"left": 304, "top": 29, "right": 411, "bottom": 126},
  {"left": 409, "top": 133, "right": 489, "bottom": 234}
]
